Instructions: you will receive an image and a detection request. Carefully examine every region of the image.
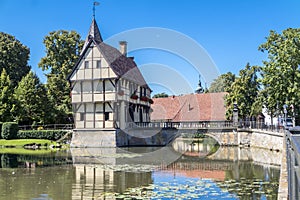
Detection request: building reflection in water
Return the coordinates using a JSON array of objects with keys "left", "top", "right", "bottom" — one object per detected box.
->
[
  {"left": 72, "top": 164, "right": 152, "bottom": 199},
  {"left": 70, "top": 136, "right": 281, "bottom": 199},
  {"left": 0, "top": 136, "right": 281, "bottom": 199}
]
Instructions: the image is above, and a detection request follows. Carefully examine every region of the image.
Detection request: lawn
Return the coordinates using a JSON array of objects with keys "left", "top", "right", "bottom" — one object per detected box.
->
[{"left": 0, "top": 139, "right": 57, "bottom": 148}]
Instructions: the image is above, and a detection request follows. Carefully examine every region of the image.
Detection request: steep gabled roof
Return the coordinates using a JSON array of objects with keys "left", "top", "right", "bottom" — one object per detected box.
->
[
  {"left": 69, "top": 19, "right": 151, "bottom": 90},
  {"left": 80, "top": 19, "right": 103, "bottom": 55},
  {"left": 96, "top": 42, "right": 149, "bottom": 88}
]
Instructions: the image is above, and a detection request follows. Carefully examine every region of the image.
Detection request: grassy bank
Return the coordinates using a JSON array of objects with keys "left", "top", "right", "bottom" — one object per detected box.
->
[
  {"left": 0, "top": 139, "right": 58, "bottom": 148},
  {"left": 0, "top": 148, "right": 56, "bottom": 155}
]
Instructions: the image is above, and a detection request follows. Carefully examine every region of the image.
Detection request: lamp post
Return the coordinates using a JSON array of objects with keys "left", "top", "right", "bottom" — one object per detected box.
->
[
  {"left": 233, "top": 102, "right": 238, "bottom": 127},
  {"left": 283, "top": 104, "right": 288, "bottom": 128}
]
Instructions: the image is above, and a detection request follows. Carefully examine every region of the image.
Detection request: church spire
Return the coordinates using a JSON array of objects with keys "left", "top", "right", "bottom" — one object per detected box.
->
[
  {"left": 80, "top": 2, "right": 103, "bottom": 55},
  {"left": 87, "top": 19, "right": 103, "bottom": 43}
]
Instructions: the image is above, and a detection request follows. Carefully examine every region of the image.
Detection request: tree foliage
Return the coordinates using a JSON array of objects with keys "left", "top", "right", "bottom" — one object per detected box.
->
[
  {"left": 259, "top": 28, "right": 300, "bottom": 120},
  {"left": 39, "top": 30, "right": 83, "bottom": 78},
  {"left": 225, "top": 64, "right": 260, "bottom": 120},
  {"left": 152, "top": 92, "right": 169, "bottom": 98},
  {"left": 0, "top": 69, "right": 15, "bottom": 122},
  {"left": 209, "top": 72, "right": 235, "bottom": 93},
  {"left": 0, "top": 32, "right": 30, "bottom": 86},
  {"left": 39, "top": 30, "right": 83, "bottom": 123},
  {"left": 47, "top": 73, "right": 72, "bottom": 123},
  {"left": 14, "top": 72, "right": 52, "bottom": 125}
]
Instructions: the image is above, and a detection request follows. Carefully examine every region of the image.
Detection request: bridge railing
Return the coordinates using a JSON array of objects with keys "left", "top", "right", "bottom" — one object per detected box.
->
[
  {"left": 126, "top": 121, "right": 234, "bottom": 129},
  {"left": 19, "top": 124, "right": 74, "bottom": 130},
  {"left": 127, "top": 121, "right": 285, "bottom": 133},
  {"left": 286, "top": 129, "right": 300, "bottom": 199},
  {"left": 237, "top": 121, "right": 285, "bottom": 133}
]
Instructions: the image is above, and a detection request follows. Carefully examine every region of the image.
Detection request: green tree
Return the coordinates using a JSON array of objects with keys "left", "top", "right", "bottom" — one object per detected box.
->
[
  {"left": 259, "top": 28, "right": 300, "bottom": 123},
  {"left": 225, "top": 64, "right": 260, "bottom": 120},
  {"left": 39, "top": 30, "right": 83, "bottom": 123},
  {"left": 0, "top": 32, "right": 30, "bottom": 86},
  {"left": 0, "top": 69, "right": 15, "bottom": 122},
  {"left": 46, "top": 73, "right": 71, "bottom": 123},
  {"left": 209, "top": 72, "right": 236, "bottom": 93},
  {"left": 39, "top": 30, "right": 83, "bottom": 78},
  {"left": 152, "top": 92, "right": 169, "bottom": 98},
  {"left": 14, "top": 72, "right": 52, "bottom": 125}
]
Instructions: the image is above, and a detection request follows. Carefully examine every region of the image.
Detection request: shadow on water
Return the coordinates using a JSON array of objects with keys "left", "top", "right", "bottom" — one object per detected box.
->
[{"left": 0, "top": 137, "right": 281, "bottom": 200}]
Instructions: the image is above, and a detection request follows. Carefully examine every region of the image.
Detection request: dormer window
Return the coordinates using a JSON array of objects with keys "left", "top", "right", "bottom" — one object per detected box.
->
[{"left": 84, "top": 61, "right": 89, "bottom": 69}]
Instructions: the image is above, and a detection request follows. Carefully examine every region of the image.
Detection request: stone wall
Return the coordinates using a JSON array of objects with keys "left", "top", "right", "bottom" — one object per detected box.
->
[
  {"left": 71, "top": 130, "right": 116, "bottom": 148},
  {"left": 249, "top": 130, "right": 283, "bottom": 151},
  {"left": 205, "top": 130, "right": 251, "bottom": 146},
  {"left": 116, "top": 128, "right": 178, "bottom": 147},
  {"left": 71, "top": 128, "right": 178, "bottom": 148},
  {"left": 205, "top": 129, "right": 284, "bottom": 151},
  {"left": 70, "top": 128, "right": 284, "bottom": 149}
]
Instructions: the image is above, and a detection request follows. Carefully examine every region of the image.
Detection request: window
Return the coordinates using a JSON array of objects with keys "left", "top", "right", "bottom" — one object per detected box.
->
[
  {"left": 140, "top": 86, "right": 143, "bottom": 97},
  {"left": 104, "top": 112, "right": 109, "bottom": 121},
  {"left": 84, "top": 61, "right": 89, "bottom": 69},
  {"left": 80, "top": 113, "right": 84, "bottom": 121},
  {"left": 96, "top": 60, "right": 101, "bottom": 68}
]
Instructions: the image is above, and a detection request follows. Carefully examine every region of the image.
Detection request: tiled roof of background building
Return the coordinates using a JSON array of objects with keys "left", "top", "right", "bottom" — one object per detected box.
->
[{"left": 151, "top": 92, "right": 227, "bottom": 122}]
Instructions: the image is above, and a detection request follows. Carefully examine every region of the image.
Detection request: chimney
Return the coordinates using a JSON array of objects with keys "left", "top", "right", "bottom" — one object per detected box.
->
[{"left": 119, "top": 41, "right": 127, "bottom": 57}]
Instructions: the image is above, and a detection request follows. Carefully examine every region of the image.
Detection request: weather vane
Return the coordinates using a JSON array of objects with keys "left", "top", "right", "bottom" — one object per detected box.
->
[{"left": 93, "top": 1, "right": 100, "bottom": 19}]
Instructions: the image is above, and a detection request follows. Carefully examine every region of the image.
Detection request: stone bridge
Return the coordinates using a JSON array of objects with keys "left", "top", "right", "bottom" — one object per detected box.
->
[{"left": 71, "top": 121, "right": 284, "bottom": 149}]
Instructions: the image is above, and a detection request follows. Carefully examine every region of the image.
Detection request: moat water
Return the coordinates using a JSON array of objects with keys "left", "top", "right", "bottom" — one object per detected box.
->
[{"left": 0, "top": 137, "right": 281, "bottom": 200}]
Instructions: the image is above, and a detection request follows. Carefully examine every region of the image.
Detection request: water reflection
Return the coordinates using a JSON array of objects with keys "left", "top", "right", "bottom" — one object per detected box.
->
[
  {"left": 73, "top": 165, "right": 152, "bottom": 199},
  {"left": 0, "top": 152, "right": 72, "bottom": 168},
  {"left": 0, "top": 138, "right": 281, "bottom": 200},
  {"left": 172, "top": 137, "right": 219, "bottom": 157}
]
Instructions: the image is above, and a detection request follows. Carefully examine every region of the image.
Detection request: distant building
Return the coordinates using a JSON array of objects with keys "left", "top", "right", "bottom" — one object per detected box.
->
[
  {"left": 151, "top": 93, "right": 227, "bottom": 122},
  {"left": 68, "top": 19, "right": 151, "bottom": 146}
]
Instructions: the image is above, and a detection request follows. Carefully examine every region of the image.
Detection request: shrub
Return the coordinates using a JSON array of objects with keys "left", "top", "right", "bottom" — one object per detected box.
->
[
  {"left": 17, "top": 130, "right": 68, "bottom": 141},
  {"left": 0, "top": 122, "right": 2, "bottom": 139},
  {"left": 1, "top": 122, "right": 19, "bottom": 139}
]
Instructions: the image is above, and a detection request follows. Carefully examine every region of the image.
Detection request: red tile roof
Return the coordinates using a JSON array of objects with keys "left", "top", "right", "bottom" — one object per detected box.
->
[{"left": 151, "top": 93, "right": 227, "bottom": 122}]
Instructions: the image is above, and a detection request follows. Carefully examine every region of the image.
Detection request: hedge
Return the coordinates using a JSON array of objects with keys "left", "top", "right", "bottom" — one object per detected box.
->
[
  {"left": 0, "top": 122, "right": 2, "bottom": 139},
  {"left": 1, "top": 122, "right": 19, "bottom": 139},
  {"left": 17, "top": 130, "right": 68, "bottom": 141}
]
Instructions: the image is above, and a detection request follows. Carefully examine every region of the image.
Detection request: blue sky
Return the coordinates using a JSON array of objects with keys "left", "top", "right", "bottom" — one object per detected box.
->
[{"left": 1, "top": 0, "right": 300, "bottom": 95}]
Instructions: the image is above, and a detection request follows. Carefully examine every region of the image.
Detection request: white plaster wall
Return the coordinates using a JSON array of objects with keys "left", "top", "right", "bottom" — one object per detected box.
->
[
  {"left": 82, "top": 94, "right": 93, "bottom": 102},
  {"left": 72, "top": 94, "right": 81, "bottom": 103},
  {"left": 105, "top": 93, "right": 116, "bottom": 101},
  {"left": 94, "top": 94, "right": 104, "bottom": 102}
]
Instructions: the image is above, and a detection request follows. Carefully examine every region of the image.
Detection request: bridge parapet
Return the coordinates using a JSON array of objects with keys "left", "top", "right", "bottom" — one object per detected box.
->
[
  {"left": 127, "top": 121, "right": 234, "bottom": 129},
  {"left": 285, "top": 129, "right": 300, "bottom": 199}
]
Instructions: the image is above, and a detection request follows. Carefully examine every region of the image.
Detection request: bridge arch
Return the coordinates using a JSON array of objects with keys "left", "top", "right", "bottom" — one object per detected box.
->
[
  {"left": 171, "top": 135, "right": 221, "bottom": 158},
  {"left": 205, "top": 133, "right": 222, "bottom": 146}
]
